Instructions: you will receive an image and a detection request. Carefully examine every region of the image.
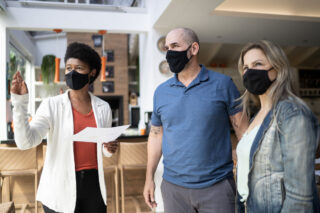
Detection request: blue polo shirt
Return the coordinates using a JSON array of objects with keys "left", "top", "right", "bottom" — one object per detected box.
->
[{"left": 152, "top": 65, "right": 241, "bottom": 189}]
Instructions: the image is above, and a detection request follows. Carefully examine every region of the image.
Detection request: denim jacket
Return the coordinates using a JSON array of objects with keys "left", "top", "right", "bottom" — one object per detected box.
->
[{"left": 237, "top": 98, "right": 320, "bottom": 213}]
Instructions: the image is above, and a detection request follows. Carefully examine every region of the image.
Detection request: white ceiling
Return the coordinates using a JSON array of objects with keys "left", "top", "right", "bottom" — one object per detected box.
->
[
  {"left": 215, "top": 0, "right": 320, "bottom": 19},
  {"left": 154, "top": 0, "right": 320, "bottom": 67}
]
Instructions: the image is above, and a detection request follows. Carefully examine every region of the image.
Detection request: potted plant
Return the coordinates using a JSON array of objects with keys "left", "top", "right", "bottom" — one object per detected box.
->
[{"left": 41, "top": 55, "right": 55, "bottom": 84}]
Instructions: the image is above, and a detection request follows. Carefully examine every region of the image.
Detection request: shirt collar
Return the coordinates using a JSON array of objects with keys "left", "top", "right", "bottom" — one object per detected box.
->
[{"left": 170, "top": 64, "right": 209, "bottom": 87}]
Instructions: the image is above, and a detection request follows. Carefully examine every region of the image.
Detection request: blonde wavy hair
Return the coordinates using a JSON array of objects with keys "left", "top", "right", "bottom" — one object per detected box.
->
[{"left": 238, "top": 40, "right": 301, "bottom": 116}]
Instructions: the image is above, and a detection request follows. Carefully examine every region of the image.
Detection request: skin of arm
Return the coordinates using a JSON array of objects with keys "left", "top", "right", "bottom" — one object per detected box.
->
[
  {"left": 143, "top": 125, "right": 163, "bottom": 209},
  {"left": 230, "top": 111, "right": 249, "bottom": 141}
]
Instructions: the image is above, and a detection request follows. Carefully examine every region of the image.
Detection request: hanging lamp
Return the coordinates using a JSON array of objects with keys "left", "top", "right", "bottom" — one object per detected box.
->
[
  {"left": 53, "top": 29, "right": 62, "bottom": 83},
  {"left": 98, "top": 30, "right": 107, "bottom": 82}
]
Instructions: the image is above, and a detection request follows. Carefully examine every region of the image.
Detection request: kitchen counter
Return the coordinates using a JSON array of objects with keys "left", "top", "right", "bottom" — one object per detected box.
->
[{"left": 1, "top": 134, "right": 148, "bottom": 145}]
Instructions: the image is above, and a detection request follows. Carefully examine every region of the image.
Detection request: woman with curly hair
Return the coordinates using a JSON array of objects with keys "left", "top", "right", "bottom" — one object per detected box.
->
[{"left": 11, "top": 42, "right": 117, "bottom": 213}]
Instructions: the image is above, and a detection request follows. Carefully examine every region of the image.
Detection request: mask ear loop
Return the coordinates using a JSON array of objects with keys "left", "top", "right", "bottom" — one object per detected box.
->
[
  {"left": 187, "top": 43, "right": 194, "bottom": 60},
  {"left": 267, "top": 67, "right": 277, "bottom": 83}
]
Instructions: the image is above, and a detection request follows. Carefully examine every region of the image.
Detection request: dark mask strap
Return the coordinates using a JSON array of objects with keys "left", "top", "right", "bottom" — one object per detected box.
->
[{"left": 186, "top": 44, "right": 193, "bottom": 60}]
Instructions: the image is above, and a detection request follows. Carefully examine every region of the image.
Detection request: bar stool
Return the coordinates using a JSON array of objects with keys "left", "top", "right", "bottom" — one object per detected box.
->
[
  {"left": 118, "top": 142, "right": 153, "bottom": 213},
  {"left": 0, "top": 147, "right": 38, "bottom": 213},
  {"left": 0, "top": 201, "right": 15, "bottom": 213},
  {"left": 42, "top": 145, "right": 47, "bottom": 162},
  {"left": 103, "top": 149, "right": 119, "bottom": 213}
]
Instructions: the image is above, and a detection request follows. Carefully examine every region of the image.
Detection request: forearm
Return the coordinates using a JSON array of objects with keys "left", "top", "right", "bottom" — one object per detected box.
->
[
  {"left": 146, "top": 140, "right": 162, "bottom": 180},
  {"left": 12, "top": 94, "right": 48, "bottom": 149},
  {"left": 146, "top": 126, "right": 163, "bottom": 181},
  {"left": 230, "top": 111, "right": 249, "bottom": 141}
]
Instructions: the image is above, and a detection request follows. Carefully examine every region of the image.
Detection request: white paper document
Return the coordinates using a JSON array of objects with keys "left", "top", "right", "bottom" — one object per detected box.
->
[{"left": 72, "top": 125, "right": 130, "bottom": 144}]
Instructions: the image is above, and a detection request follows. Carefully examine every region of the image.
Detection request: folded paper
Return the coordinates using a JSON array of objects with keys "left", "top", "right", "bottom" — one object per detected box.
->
[{"left": 72, "top": 125, "right": 130, "bottom": 144}]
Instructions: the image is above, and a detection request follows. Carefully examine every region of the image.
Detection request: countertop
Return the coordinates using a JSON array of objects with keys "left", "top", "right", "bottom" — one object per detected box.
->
[{"left": 1, "top": 134, "right": 148, "bottom": 144}]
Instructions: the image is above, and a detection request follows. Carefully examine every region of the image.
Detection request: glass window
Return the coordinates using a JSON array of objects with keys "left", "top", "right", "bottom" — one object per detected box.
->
[{"left": 9, "top": 45, "right": 26, "bottom": 80}]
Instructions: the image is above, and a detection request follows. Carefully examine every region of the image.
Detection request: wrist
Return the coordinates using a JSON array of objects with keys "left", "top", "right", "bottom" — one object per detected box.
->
[{"left": 145, "top": 173, "right": 154, "bottom": 182}]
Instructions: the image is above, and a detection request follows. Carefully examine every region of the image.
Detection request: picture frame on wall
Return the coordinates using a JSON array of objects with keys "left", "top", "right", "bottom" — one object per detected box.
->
[
  {"left": 102, "top": 81, "right": 114, "bottom": 93},
  {"left": 105, "top": 66, "right": 114, "bottom": 78},
  {"left": 103, "top": 50, "right": 115, "bottom": 62},
  {"left": 92, "top": 35, "right": 103, "bottom": 47},
  {"left": 157, "top": 36, "right": 166, "bottom": 53}
]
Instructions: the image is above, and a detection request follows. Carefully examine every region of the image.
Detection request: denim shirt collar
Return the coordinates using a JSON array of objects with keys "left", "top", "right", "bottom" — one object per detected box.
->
[{"left": 249, "top": 109, "right": 273, "bottom": 168}]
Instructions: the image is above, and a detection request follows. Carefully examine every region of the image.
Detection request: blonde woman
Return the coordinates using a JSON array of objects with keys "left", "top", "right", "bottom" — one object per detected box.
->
[{"left": 236, "top": 40, "right": 320, "bottom": 213}]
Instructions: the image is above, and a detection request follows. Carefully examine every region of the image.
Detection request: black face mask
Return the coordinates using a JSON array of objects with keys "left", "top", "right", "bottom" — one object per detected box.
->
[
  {"left": 166, "top": 45, "right": 192, "bottom": 74},
  {"left": 243, "top": 67, "right": 275, "bottom": 95},
  {"left": 65, "top": 70, "right": 89, "bottom": 90}
]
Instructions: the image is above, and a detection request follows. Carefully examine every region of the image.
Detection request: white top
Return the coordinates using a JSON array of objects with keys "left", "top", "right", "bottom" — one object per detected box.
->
[
  {"left": 236, "top": 125, "right": 261, "bottom": 202},
  {"left": 11, "top": 91, "right": 112, "bottom": 213}
]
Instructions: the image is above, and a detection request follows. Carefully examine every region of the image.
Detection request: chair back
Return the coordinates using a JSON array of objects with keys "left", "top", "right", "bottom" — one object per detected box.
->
[
  {"left": 42, "top": 145, "right": 47, "bottom": 161},
  {"left": 118, "top": 142, "right": 147, "bottom": 166},
  {"left": 0, "top": 147, "right": 37, "bottom": 171}
]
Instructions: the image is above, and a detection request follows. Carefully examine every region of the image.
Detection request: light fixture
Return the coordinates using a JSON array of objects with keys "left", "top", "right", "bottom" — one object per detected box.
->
[
  {"left": 53, "top": 29, "right": 62, "bottom": 83},
  {"left": 99, "top": 30, "right": 107, "bottom": 82}
]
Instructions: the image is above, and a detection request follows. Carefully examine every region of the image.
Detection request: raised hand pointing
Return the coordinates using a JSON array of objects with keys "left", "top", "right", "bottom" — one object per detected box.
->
[{"left": 11, "top": 72, "right": 28, "bottom": 95}]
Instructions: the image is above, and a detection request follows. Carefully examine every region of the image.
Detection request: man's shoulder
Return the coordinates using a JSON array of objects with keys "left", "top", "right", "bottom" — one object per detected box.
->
[
  {"left": 204, "top": 68, "right": 234, "bottom": 90},
  {"left": 206, "top": 67, "right": 232, "bottom": 82}
]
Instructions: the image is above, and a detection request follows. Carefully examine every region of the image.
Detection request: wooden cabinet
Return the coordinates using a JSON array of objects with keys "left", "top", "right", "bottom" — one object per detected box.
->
[{"left": 299, "top": 69, "right": 320, "bottom": 97}]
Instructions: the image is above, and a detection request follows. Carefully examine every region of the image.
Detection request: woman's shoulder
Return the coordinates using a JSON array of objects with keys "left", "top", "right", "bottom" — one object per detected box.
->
[{"left": 276, "top": 97, "right": 313, "bottom": 120}]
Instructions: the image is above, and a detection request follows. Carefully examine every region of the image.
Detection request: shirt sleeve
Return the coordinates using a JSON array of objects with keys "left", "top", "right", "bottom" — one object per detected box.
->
[
  {"left": 279, "top": 109, "right": 317, "bottom": 212},
  {"left": 12, "top": 93, "right": 51, "bottom": 150},
  {"left": 151, "top": 90, "right": 162, "bottom": 126},
  {"left": 102, "top": 103, "right": 113, "bottom": 157},
  {"left": 226, "top": 78, "right": 242, "bottom": 116}
]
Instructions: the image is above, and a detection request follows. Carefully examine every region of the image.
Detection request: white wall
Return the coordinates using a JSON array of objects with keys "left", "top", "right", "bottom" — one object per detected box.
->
[
  {"left": 3, "top": 7, "right": 149, "bottom": 33},
  {"left": 146, "top": 0, "right": 172, "bottom": 26},
  {"left": 34, "top": 35, "right": 67, "bottom": 66},
  {"left": 9, "top": 30, "right": 37, "bottom": 64},
  {"left": 0, "top": 21, "right": 9, "bottom": 140}
]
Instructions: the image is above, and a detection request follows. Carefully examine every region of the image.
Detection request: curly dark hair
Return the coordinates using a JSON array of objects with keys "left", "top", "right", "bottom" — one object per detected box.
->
[{"left": 64, "top": 42, "right": 101, "bottom": 83}]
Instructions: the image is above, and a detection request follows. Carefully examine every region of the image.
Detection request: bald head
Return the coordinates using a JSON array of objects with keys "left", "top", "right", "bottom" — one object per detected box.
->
[
  {"left": 167, "top": 28, "right": 200, "bottom": 46},
  {"left": 165, "top": 28, "right": 200, "bottom": 71}
]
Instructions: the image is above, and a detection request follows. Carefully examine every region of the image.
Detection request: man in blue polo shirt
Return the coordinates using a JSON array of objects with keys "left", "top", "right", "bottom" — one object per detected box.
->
[{"left": 143, "top": 28, "right": 248, "bottom": 213}]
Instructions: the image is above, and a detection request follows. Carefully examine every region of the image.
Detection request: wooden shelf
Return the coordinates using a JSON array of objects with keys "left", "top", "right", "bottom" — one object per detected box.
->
[{"left": 34, "top": 81, "right": 66, "bottom": 86}]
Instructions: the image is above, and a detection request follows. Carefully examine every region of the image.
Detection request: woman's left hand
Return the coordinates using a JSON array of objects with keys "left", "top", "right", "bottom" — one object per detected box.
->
[{"left": 104, "top": 141, "right": 118, "bottom": 153}]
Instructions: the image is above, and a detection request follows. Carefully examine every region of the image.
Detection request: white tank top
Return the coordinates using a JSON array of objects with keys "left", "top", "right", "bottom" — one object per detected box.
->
[{"left": 236, "top": 125, "right": 261, "bottom": 202}]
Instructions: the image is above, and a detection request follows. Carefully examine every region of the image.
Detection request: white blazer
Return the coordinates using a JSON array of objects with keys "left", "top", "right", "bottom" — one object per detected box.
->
[{"left": 11, "top": 91, "right": 112, "bottom": 213}]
